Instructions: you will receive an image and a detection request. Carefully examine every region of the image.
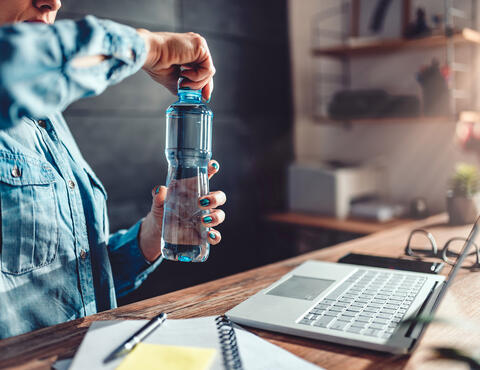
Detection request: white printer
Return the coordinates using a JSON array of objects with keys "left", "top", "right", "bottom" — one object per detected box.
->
[{"left": 288, "top": 161, "right": 384, "bottom": 219}]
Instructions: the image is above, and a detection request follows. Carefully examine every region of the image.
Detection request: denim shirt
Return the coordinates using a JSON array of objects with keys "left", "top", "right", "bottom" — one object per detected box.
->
[{"left": 0, "top": 16, "right": 162, "bottom": 339}]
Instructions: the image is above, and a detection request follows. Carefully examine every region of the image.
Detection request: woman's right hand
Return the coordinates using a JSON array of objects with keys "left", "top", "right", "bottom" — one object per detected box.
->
[{"left": 136, "top": 29, "right": 215, "bottom": 101}]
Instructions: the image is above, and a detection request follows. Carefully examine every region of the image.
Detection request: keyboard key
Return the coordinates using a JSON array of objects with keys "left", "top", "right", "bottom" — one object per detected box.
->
[
  {"left": 372, "top": 318, "right": 389, "bottom": 325},
  {"left": 363, "top": 329, "right": 381, "bottom": 337},
  {"left": 324, "top": 312, "right": 339, "bottom": 317},
  {"left": 315, "top": 304, "right": 330, "bottom": 310},
  {"left": 347, "top": 327, "right": 363, "bottom": 334},
  {"left": 350, "top": 302, "right": 364, "bottom": 308},
  {"left": 330, "top": 320, "right": 349, "bottom": 331},
  {"left": 380, "top": 308, "right": 395, "bottom": 314},
  {"left": 356, "top": 316, "right": 371, "bottom": 323},
  {"left": 376, "top": 313, "right": 391, "bottom": 319},
  {"left": 347, "top": 306, "right": 362, "bottom": 312},
  {"left": 351, "top": 322, "right": 367, "bottom": 329},
  {"left": 337, "top": 316, "right": 353, "bottom": 322},
  {"left": 329, "top": 306, "right": 343, "bottom": 312},
  {"left": 364, "top": 307, "right": 380, "bottom": 313},
  {"left": 359, "top": 312, "right": 375, "bottom": 318},
  {"left": 299, "top": 318, "right": 313, "bottom": 325},
  {"left": 369, "top": 323, "right": 386, "bottom": 330},
  {"left": 313, "top": 315, "right": 336, "bottom": 328},
  {"left": 355, "top": 299, "right": 369, "bottom": 304}
]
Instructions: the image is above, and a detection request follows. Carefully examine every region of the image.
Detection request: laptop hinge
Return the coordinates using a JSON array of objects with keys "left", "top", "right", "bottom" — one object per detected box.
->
[{"left": 405, "top": 281, "right": 442, "bottom": 343}]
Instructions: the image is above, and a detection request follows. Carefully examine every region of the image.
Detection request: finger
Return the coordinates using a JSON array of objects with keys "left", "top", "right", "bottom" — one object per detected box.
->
[
  {"left": 208, "top": 160, "right": 219, "bottom": 179},
  {"left": 199, "top": 190, "right": 226, "bottom": 209},
  {"left": 151, "top": 185, "right": 168, "bottom": 208},
  {"left": 202, "top": 78, "right": 214, "bottom": 101},
  {"left": 207, "top": 229, "right": 221, "bottom": 245},
  {"left": 180, "top": 66, "right": 213, "bottom": 83},
  {"left": 201, "top": 209, "right": 225, "bottom": 227},
  {"left": 180, "top": 75, "right": 211, "bottom": 91}
]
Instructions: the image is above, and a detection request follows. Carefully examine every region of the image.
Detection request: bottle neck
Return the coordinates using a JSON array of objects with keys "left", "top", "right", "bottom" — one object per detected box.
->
[{"left": 178, "top": 90, "right": 202, "bottom": 103}]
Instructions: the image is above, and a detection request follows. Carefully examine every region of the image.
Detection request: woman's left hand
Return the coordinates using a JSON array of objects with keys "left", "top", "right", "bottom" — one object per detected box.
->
[{"left": 138, "top": 160, "right": 226, "bottom": 262}]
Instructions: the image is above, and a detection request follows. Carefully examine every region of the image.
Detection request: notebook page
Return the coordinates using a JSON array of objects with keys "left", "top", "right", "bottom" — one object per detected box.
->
[{"left": 69, "top": 317, "right": 323, "bottom": 370}]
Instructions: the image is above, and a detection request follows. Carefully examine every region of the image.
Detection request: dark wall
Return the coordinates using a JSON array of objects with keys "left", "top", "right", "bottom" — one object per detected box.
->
[{"left": 59, "top": 0, "right": 292, "bottom": 303}]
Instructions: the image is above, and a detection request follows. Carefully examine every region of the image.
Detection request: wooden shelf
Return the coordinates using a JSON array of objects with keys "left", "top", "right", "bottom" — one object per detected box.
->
[
  {"left": 312, "top": 28, "right": 480, "bottom": 57},
  {"left": 265, "top": 212, "right": 415, "bottom": 235},
  {"left": 313, "top": 115, "right": 453, "bottom": 125}
]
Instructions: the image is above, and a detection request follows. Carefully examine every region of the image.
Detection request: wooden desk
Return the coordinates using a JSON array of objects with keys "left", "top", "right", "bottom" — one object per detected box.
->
[
  {"left": 1, "top": 214, "right": 480, "bottom": 369},
  {"left": 266, "top": 212, "right": 414, "bottom": 235}
]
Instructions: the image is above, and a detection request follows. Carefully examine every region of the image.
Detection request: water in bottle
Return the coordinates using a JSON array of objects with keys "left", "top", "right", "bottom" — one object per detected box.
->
[{"left": 161, "top": 83, "right": 213, "bottom": 262}]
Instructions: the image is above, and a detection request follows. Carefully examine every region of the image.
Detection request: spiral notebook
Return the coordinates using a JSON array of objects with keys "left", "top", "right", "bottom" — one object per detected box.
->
[{"left": 67, "top": 316, "right": 322, "bottom": 370}]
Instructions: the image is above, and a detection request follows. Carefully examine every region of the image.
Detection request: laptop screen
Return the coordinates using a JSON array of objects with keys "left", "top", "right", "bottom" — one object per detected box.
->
[
  {"left": 410, "top": 216, "right": 479, "bottom": 350},
  {"left": 432, "top": 216, "right": 479, "bottom": 311}
]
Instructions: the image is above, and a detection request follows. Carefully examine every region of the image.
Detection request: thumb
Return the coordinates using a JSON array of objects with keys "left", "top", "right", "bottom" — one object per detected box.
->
[{"left": 151, "top": 185, "right": 168, "bottom": 213}]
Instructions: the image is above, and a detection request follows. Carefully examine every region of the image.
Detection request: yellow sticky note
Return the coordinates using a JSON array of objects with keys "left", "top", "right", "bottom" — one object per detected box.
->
[{"left": 116, "top": 343, "right": 216, "bottom": 370}]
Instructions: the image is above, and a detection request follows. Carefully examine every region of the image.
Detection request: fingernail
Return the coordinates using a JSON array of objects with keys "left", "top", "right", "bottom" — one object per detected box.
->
[
  {"left": 206, "top": 97, "right": 211, "bottom": 103},
  {"left": 155, "top": 186, "right": 160, "bottom": 194},
  {"left": 203, "top": 216, "right": 213, "bottom": 223},
  {"left": 209, "top": 232, "right": 216, "bottom": 239},
  {"left": 200, "top": 198, "right": 210, "bottom": 207},
  {"left": 212, "top": 162, "right": 218, "bottom": 169}
]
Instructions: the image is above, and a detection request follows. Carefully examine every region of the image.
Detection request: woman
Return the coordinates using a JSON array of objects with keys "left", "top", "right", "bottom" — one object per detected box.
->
[{"left": 0, "top": 0, "right": 226, "bottom": 338}]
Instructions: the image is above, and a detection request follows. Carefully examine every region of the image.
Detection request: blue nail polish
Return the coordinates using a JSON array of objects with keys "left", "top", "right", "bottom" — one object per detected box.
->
[
  {"left": 206, "top": 97, "right": 211, "bottom": 103},
  {"left": 209, "top": 232, "right": 216, "bottom": 239},
  {"left": 203, "top": 216, "right": 213, "bottom": 223},
  {"left": 155, "top": 186, "right": 160, "bottom": 194},
  {"left": 200, "top": 198, "right": 210, "bottom": 207},
  {"left": 212, "top": 162, "right": 218, "bottom": 169}
]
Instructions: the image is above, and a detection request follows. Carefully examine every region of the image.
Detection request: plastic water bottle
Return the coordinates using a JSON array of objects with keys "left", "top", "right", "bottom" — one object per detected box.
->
[{"left": 161, "top": 81, "right": 213, "bottom": 262}]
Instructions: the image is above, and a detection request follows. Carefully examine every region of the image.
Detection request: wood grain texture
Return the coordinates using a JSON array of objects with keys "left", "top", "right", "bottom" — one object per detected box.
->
[{"left": 1, "top": 214, "right": 480, "bottom": 370}]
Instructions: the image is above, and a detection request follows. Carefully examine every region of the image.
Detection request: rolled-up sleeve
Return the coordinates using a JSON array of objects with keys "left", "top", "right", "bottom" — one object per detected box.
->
[
  {"left": 0, "top": 15, "right": 147, "bottom": 128},
  {"left": 107, "top": 220, "right": 163, "bottom": 297}
]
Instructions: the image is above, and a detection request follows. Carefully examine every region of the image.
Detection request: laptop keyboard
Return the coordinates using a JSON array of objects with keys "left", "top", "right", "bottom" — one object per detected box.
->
[{"left": 298, "top": 269, "right": 426, "bottom": 339}]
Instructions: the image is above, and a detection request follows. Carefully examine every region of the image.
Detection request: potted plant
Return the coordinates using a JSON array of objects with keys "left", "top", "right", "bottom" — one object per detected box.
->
[{"left": 447, "top": 163, "right": 480, "bottom": 225}]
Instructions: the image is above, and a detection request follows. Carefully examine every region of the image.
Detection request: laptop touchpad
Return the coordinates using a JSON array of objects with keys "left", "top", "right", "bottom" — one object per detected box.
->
[{"left": 266, "top": 275, "right": 334, "bottom": 301}]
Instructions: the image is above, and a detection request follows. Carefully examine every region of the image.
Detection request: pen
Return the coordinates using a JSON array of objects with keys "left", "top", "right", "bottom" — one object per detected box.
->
[{"left": 103, "top": 312, "right": 168, "bottom": 364}]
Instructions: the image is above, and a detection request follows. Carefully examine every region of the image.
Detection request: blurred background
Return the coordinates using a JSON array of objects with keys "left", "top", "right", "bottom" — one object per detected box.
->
[
  {"left": 59, "top": 0, "right": 480, "bottom": 305},
  {"left": 59, "top": 0, "right": 293, "bottom": 304}
]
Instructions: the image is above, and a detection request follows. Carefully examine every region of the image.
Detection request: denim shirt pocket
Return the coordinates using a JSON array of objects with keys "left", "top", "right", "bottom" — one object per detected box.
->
[{"left": 0, "top": 151, "right": 59, "bottom": 275}]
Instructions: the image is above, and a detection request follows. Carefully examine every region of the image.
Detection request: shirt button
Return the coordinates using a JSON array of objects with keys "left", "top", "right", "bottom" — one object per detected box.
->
[
  {"left": 80, "top": 250, "right": 87, "bottom": 260},
  {"left": 11, "top": 166, "right": 21, "bottom": 178},
  {"left": 68, "top": 180, "right": 76, "bottom": 189},
  {"left": 37, "top": 120, "right": 47, "bottom": 128}
]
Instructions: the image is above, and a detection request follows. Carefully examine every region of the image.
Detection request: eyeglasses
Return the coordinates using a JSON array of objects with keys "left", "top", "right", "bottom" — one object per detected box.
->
[{"left": 405, "top": 228, "right": 480, "bottom": 268}]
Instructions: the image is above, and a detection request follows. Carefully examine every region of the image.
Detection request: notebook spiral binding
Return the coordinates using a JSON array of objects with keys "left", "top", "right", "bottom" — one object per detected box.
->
[{"left": 215, "top": 316, "right": 244, "bottom": 370}]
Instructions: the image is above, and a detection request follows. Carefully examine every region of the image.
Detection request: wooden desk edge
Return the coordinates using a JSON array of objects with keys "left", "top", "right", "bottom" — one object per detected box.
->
[{"left": 2, "top": 213, "right": 471, "bottom": 370}]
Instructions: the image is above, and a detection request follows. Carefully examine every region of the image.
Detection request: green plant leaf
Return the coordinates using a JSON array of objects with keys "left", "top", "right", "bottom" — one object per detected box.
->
[{"left": 450, "top": 163, "right": 480, "bottom": 197}]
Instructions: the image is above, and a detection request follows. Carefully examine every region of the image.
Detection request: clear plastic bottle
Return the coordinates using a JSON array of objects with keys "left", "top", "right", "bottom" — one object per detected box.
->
[{"left": 161, "top": 82, "right": 213, "bottom": 262}]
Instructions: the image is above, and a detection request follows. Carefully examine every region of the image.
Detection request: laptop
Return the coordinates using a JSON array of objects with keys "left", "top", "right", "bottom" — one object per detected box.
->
[{"left": 226, "top": 218, "right": 479, "bottom": 354}]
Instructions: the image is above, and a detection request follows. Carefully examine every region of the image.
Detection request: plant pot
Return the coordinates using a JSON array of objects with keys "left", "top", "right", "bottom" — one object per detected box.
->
[{"left": 446, "top": 192, "right": 480, "bottom": 225}]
